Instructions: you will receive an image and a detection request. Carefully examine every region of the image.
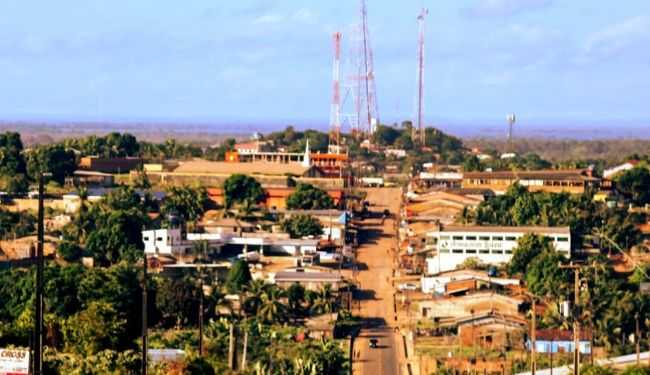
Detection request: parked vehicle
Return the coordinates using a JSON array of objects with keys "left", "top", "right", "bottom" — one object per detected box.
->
[
  {"left": 369, "top": 339, "right": 378, "bottom": 348},
  {"left": 398, "top": 283, "right": 418, "bottom": 291}
]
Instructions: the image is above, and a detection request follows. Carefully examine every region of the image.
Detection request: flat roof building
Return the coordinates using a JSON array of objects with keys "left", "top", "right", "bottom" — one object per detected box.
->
[
  {"left": 424, "top": 225, "right": 571, "bottom": 274},
  {"left": 462, "top": 169, "right": 599, "bottom": 194}
]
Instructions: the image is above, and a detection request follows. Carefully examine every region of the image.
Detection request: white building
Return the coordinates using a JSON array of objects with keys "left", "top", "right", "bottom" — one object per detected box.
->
[
  {"left": 425, "top": 225, "right": 571, "bottom": 274},
  {"left": 142, "top": 228, "right": 319, "bottom": 258}
]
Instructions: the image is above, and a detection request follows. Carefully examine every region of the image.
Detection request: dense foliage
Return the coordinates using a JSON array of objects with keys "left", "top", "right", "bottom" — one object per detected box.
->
[
  {"left": 286, "top": 183, "right": 334, "bottom": 210},
  {"left": 223, "top": 174, "right": 265, "bottom": 209},
  {"left": 281, "top": 214, "right": 323, "bottom": 239}
]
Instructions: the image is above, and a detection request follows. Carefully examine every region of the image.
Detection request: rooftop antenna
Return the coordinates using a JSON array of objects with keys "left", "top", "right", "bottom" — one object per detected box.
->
[
  {"left": 507, "top": 113, "right": 516, "bottom": 153},
  {"left": 357, "top": 0, "right": 379, "bottom": 137}
]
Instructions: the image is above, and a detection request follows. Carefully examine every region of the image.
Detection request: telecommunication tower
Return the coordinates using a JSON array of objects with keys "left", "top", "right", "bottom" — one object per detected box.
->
[
  {"left": 414, "top": 8, "right": 428, "bottom": 145},
  {"left": 328, "top": 32, "right": 342, "bottom": 154},
  {"left": 507, "top": 113, "right": 516, "bottom": 152}
]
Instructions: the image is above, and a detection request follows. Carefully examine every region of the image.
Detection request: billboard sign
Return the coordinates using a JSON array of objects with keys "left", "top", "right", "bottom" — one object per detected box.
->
[{"left": 0, "top": 349, "right": 29, "bottom": 375}]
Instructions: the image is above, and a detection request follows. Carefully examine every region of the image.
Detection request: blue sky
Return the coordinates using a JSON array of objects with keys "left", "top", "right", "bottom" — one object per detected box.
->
[{"left": 1, "top": 0, "right": 649, "bottom": 130}]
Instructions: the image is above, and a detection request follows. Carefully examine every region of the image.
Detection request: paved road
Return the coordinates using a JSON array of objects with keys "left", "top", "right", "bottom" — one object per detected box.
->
[{"left": 352, "top": 188, "right": 403, "bottom": 375}]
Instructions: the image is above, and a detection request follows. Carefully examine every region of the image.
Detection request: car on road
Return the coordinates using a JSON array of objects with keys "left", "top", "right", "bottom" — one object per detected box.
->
[
  {"left": 369, "top": 338, "right": 378, "bottom": 348},
  {"left": 398, "top": 283, "right": 419, "bottom": 291}
]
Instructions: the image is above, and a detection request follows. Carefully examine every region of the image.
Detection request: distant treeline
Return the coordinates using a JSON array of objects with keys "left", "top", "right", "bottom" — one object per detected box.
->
[{"left": 466, "top": 138, "right": 650, "bottom": 165}]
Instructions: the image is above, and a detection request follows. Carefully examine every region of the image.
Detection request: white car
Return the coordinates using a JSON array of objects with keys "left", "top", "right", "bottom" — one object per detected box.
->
[{"left": 398, "top": 283, "right": 419, "bottom": 291}]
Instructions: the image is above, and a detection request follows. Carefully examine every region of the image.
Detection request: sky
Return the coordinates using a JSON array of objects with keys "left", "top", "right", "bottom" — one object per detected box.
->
[{"left": 1, "top": 0, "right": 649, "bottom": 132}]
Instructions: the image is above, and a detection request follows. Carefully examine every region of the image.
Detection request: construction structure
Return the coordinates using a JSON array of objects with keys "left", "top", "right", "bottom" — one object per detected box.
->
[
  {"left": 340, "top": 0, "right": 380, "bottom": 139},
  {"left": 413, "top": 8, "right": 428, "bottom": 145},
  {"left": 329, "top": 32, "right": 343, "bottom": 155},
  {"left": 507, "top": 113, "right": 516, "bottom": 153}
]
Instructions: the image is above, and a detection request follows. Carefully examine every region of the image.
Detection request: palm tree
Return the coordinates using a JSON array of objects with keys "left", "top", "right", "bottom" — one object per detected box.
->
[
  {"left": 243, "top": 279, "right": 269, "bottom": 316},
  {"left": 310, "top": 284, "right": 337, "bottom": 315},
  {"left": 257, "top": 286, "right": 288, "bottom": 324}
]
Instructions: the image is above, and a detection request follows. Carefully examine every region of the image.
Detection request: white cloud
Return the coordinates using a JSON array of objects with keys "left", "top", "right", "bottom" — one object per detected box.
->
[
  {"left": 252, "top": 13, "right": 285, "bottom": 25},
  {"left": 463, "top": 0, "right": 553, "bottom": 18},
  {"left": 583, "top": 16, "right": 650, "bottom": 59}
]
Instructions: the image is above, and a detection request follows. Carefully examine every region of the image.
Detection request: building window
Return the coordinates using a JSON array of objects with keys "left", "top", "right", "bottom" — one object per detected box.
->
[
  {"left": 492, "top": 236, "right": 503, "bottom": 241},
  {"left": 479, "top": 236, "right": 490, "bottom": 241},
  {"left": 143, "top": 237, "right": 149, "bottom": 241},
  {"left": 440, "top": 236, "right": 450, "bottom": 240},
  {"left": 453, "top": 236, "right": 463, "bottom": 241},
  {"left": 505, "top": 236, "right": 517, "bottom": 241},
  {"left": 452, "top": 249, "right": 463, "bottom": 254},
  {"left": 156, "top": 237, "right": 163, "bottom": 241},
  {"left": 505, "top": 250, "right": 513, "bottom": 254},
  {"left": 479, "top": 249, "right": 490, "bottom": 254},
  {"left": 465, "top": 236, "right": 477, "bottom": 241},
  {"left": 492, "top": 249, "right": 504, "bottom": 254},
  {"left": 466, "top": 249, "right": 477, "bottom": 254},
  {"left": 556, "top": 237, "right": 569, "bottom": 242},
  {"left": 440, "top": 249, "right": 450, "bottom": 253}
]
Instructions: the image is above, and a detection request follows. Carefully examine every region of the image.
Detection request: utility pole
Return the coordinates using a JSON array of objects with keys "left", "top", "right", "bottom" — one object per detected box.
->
[
  {"left": 634, "top": 312, "right": 641, "bottom": 366},
  {"left": 560, "top": 263, "right": 582, "bottom": 375},
  {"left": 531, "top": 297, "right": 537, "bottom": 375},
  {"left": 33, "top": 173, "right": 46, "bottom": 375},
  {"left": 199, "top": 275, "right": 204, "bottom": 357},
  {"left": 142, "top": 254, "right": 148, "bottom": 375}
]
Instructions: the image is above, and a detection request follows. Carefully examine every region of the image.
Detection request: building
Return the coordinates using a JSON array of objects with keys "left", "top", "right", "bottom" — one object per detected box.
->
[
  {"left": 418, "top": 292, "right": 524, "bottom": 320},
  {"left": 234, "top": 140, "right": 271, "bottom": 155},
  {"left": 424, "top": 225, "right": 571, "bottom": 274},
  {"left": 66, "top": 170, "right": 114, "bottom": 187},
  {"left": 462, "top": 169, "right": 600, "bottom": 194},
  {"left": 273, "top": 269, "right": 346, "bottom": 291},
  {"left": 206, "top": 187, "right": 344, "bottom": 210},
  {"left": 78, "top": 156, "right": 142, "bottom": 173},
  {"left": 385, "top": 148, "right": 407, "bottom": 158},
  {"left": 457, "top": 312, "right": 527, "bottom": 349},
  {"left": 142, "top": 228, "right": 319, "bottom": 258},
  {"left": 529, "top": 329, "right": 592, "bottom": 354},
  {"left": 140, "top": 159, "right": 344, "bottom": 189},
  {"left": 603, "top": 160, "right": 639, "bottom": 179},
  {"left": 418, "top": 171, "right": 463, "bottom": 189},
  {"left": 421, "top": 269, "right": 520, "bottom": 295}
]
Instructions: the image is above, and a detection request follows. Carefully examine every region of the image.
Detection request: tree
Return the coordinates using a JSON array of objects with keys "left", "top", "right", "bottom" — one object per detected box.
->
[
  {"left": 223, "top": 174, "right": 265, "bottom": 209},
  {"left": 155, "top": 273, "right": 201, "bottom": 328},
  {"left": 225, "top": 260, "right": 252, "bottom": 294},
  {"left": 287, "top": 283, "right": 306, "bottom": 318},
  {"left": 0, "top": 132, "right": 28, "bottom": 193},
  {"left": 257, "top": 286, "right": 288, "bottom": 324},
  {"left": 310, "top": 284, "right": 337, "bottom": 315},
  {"left": 372, "top": 125, "right": 401, "bottom": 146},
  {"left": 162, "top": 185, "right": 210, "bottom": 222},
  {"left": 525, "top": 251, "right": 571, "bottom": 299},
  {"left": 508, "top": 234, "right": 553, "bottom": 276},
  {"left": 286, "top": 183, "right": 334, "bottom": 210},
  {"left": 57, "top": 241, "right": 83, "bottom": 262},
  {"left": 62, "top": 301, "right": 127, "bottom": 355},
  {"left": 616, "top": 167, "right": 650, "bottom": 206},
  {"left": 281, "top": 214, "right": 323, "bottom": 239},
  {"left": 26, "top": 144, "right": 76, "bottom": 184}
]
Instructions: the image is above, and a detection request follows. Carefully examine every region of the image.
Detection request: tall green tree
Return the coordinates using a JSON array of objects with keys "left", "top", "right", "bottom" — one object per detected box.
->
[
  {"left": 281, "top": 214, "right": 323, "bottom": 239},
  {"left": 508, "top": 234, "right": 554, "bottom": 276},
  {"left": 225, "top": 260, "right": 252, "bottom": 294},
  {"left": 616, "top": 167, "right": 650, "bottom": 206},
  {"left": 26, "top": 144, "right": 76, "bottom": 184},
  {"left": 286, "top": 183, "right": 334, "bottom": 210},
  {"left": 162, "top": 185, "right": 210, "bottom": 222},
  {"left": 223, "top": 174, "right": 265, "bottom": 209}
]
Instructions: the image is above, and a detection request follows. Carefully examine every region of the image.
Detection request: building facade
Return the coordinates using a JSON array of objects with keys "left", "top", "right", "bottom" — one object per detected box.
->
[
  {"left": 425, "top": 225, "right": 571, "bottom": 274},
  {"left": 462, "top": 169, "right": 599, "bottom": 194}
]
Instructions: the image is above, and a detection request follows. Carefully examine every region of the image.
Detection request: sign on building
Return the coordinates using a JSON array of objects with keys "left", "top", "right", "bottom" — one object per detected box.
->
[{"left": 0, "top": 348, "right": 29, "bottom": 375}]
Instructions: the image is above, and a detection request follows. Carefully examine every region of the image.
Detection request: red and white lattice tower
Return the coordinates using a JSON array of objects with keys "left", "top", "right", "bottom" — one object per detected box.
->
[
  {"left": 414, "top": 8, "right": 428, "bottom": 145},
  {"left": 359, "top": 0, "right": 379, "bottom": 136},
  {"left": 329, "top": 32, "right": 342, "bottom": 155}
]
